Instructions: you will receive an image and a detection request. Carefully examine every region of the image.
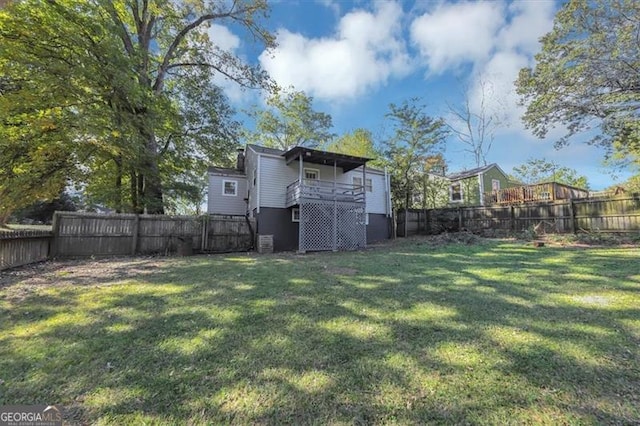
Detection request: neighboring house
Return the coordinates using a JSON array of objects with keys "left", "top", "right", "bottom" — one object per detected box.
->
[
  {"left": 447, "top": 163, "right": 515, "bottom": 206},
  {"left": 208, "top": 144, "right": 393, "bottom": 252}
]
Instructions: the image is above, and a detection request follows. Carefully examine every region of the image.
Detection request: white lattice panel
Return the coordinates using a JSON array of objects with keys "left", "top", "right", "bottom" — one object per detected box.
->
[{"left": 299, "top": 199, "right": 366, "bottom": 252}]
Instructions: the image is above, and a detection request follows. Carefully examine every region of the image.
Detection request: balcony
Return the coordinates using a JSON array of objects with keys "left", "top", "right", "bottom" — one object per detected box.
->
[
  {"left": 286, "top": 179, "right": 365, "bottom": 207},
  {"left": 484, "top": 182, "right": 589, "bottom": 205}
]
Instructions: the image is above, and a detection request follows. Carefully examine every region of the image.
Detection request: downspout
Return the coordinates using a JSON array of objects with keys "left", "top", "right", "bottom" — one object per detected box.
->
[{"left": 478, "top": 172, "right": 485, "bottom": 206}]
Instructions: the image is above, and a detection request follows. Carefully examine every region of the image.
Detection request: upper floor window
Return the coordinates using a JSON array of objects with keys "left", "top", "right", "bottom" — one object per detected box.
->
[
  {"left": 492, "top": 179, "right": 501, "bottom": 191},
  {"left": 223, "top": 179, "right": 237, "bottom": 196},
  {"left": 304, "top": 168, "right": 319, "bottom": 180},
  {"left": 450, "top": 183, "right": 462, "bottom": 202},
  {"left": 353, "top": 177, "right": 373, "bottom": 192}
]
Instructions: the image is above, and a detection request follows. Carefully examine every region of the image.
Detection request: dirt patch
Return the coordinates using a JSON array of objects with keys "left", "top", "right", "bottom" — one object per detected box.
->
[{"left": 0, "top": 256, "right": 173, "bottom": 296}]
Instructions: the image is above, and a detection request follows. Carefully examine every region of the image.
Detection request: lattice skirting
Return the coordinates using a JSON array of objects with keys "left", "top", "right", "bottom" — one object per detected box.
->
[{"left": 299, "top": 199, "right": 366, "bottom": 252}]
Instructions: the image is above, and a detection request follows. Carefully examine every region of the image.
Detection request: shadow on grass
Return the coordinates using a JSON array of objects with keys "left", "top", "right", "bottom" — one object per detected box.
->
[{"left": 1, "top": 240, "right": 639, "bottom": 424}]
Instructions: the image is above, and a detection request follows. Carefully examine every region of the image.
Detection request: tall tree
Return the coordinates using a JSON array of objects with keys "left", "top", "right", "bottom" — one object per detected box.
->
[
  {"left": 244, "top": 89, "right": 334, "bottom": 150},
  {"left": 382, "top": 98, "right": 448, "bottom": 211},
  {"left": 447, "top": 78, "right": 505, "bottom": 167},
  {"left": 516, "top": 0, "right": 640, "bottom": 163},
  {"left": 0, "top": 0, "right": 274, "bottom": 219},
  {"left": 324, "top": 128, "right": 381, "bottom": 160},
  {"left": 511, "top": 158, "right": 589, "bottom": 189}
]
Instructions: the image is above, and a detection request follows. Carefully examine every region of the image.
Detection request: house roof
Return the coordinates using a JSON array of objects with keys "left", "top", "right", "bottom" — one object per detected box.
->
[
  {"left": 207, "top": 166, "right": 245, "bottom": 176},
  {"left": 282, "top": 146, "right": 370, "bottom": 173},
  {"left": 447, "top": 163, "right": 502, "bottom": 181},
  {"left": 246, "top": 144, "right": 285, "bottom": 156}
]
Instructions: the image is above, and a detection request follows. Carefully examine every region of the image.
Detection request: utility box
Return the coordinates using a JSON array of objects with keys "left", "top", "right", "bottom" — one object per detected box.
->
[{"left": 257, "top": 234, "right": 273, "bottom": 254}]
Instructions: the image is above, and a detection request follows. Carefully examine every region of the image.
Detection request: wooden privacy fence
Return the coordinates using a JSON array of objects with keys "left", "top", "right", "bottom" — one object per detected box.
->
[
  {"left": 1, "top": 212, "right": 255, "bottom": 270},
  {"left": 0, "top": 230, "right": 52, "bottom": 271},
  {"left": 52, "top": 212, "right": 255, "bottom": 258},
  {"left": 398, "top": 196, "right": 640, "bottom": 237}
]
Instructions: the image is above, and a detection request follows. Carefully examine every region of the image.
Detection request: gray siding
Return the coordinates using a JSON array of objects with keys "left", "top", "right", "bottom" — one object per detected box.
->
[
  {"left": 367, "top": 213, "right": 391, "bottom": 243},
  {"left": 208, "top": 174, "right": 247, "bottom": 215},
  {"left": 259, "top": 155, "right": 298, "bottom": 208},
  {"left": 342, "top": 169, "right": 389, "bottom": 214},
  {"left": 255, "top": 207, "right": 299, "bottom": 252}
]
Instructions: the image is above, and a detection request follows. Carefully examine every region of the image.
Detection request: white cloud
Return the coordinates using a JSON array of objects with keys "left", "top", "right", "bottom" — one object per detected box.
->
[
  {"left": 207, "top": 23, "right": 241, "bottom": 52},
  {"left": 259, "top": 2, "right": 412, "bottom": 101},
  {"left": 205, "top": 24, "right": 253, "bottom": 104},
  {"left": 410, "top": 2, "right": 505, "bottom": 74}
]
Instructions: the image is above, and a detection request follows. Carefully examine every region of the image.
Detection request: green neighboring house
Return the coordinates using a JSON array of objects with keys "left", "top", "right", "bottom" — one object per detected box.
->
[{"left": 447, "top": 163, "right": 515, "bottom": 206}]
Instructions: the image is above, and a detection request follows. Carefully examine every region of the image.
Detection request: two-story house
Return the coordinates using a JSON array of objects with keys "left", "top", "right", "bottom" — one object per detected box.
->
[{"left": 208, "top": 144, "right": 392, "bottom": 252}]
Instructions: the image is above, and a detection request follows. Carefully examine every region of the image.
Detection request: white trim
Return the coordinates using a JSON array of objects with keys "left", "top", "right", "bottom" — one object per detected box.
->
[
  {"left": 353, "top": 176, "right": 373, "bottom": 192},
  {"left": 479, "top": 172, "right": 485, "bottom": 206},
  {"left": 292, "top": 207, "right": 300, "bottom": 222},
  {"left": 304, "top": 167, "right": 320, "bottom": 180},
  {"left": 256, "top": 155, "right": 261, "bottom": 213},
  {"left": 222, "top": 179, "right": 238, "bottom": 196},
  {"left": 450, "top": 182, "right": 463, "bottom": 203}
]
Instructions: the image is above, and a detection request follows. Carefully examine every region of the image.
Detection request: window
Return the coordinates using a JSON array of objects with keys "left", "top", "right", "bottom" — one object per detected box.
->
[
  {"left": 353, "top": 177, "right": 373, "bottom": 192},
  {"left": 304, "top": 168, "right": 319, "bottom": 180},
  {"left": 222, "top": 179, "right": 237, "bottom": 196},
  {"left": 450, "top": 183, "right": 462, "bottom": 202},
  {"left": 492, "top": 179, "right": 501, "bottom": 191},
  {"left": 292, "top": 208, "right": 300, "bottom": 222}
]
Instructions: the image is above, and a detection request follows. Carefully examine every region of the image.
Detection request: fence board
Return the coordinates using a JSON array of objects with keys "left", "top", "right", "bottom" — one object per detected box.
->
[
  {"left": 398, "top": 195, "right": 640, "bottom": 236},
  {"left": 0, "top": 230, "right": 52, "bottom": 270},
  {"left": 53, "top": 212, "right": 254, "bottom": 258}
]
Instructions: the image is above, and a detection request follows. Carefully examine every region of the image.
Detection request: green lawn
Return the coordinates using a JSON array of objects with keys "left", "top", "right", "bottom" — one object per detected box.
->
[{"left": 1, "top": 238, "right": 639, "bottom": 424}]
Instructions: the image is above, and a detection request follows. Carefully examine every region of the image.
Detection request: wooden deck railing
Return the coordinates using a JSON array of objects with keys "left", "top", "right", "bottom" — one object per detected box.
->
[
  {"left": 286, "top": 179, "right": 365, "bottom": 207},
  {"left": 484, "top": 183, "right": 555, "bottom": 205}
]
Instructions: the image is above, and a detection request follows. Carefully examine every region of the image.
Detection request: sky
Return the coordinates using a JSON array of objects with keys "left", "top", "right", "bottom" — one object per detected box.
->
[{"left": 212, "top": 0, "right": 634, "bottom": 190}]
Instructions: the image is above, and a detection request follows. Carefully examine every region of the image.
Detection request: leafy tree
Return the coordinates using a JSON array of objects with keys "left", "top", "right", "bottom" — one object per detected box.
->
[
  {"left": 447, "top": 78, "right": 505, "bottom": 167},
  {"left": 516, "top": 0, "right": 640, "bottom": 163},
  {"left": 415, "top": 154, "right": 450, "bottom": 209},
  {"left": 381, "top": 98, "right": 448, "bottom": 212},
  {"left": 244, "top": 89, "right": 334, "bottom": 150},
  {"left": 324, "top": 128, "right": 381, "bottom": 160},
  {"left": 0, "top": 0, "right": 274, "bottom": 219},
  {"left": 11, "top": 191, "right": 78, "bottom": 224},
  {"left": 511, "top": 158, "right": 589, "bottom": 189}
]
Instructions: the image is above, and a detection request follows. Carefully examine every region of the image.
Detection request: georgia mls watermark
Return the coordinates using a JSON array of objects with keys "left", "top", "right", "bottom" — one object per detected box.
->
[{"left": 0, "top": 405, "right": 63, "bottom": 426}]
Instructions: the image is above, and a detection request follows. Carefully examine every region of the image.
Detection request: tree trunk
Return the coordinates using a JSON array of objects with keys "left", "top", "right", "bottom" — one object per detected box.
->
[
  {"left": 114, "top": 156, "right": 123, "bottom": 213},
  {"left": 130, "top": 170, "right": 140, "bottom": 214},
  {"left": 141, "top": 131, "right": 164, "bottom": 214}
]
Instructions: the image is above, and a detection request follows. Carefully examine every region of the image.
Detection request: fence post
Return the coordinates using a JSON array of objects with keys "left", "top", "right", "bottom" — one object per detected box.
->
[
  {"left": 510, "top": 205, "right": 515, "bottom": 232},
  {"left": 50, "top": 211, "right": 61, "bottom": 258},
  {"left": 569, "top": 200, "right": 576, "bottom": 234},
  {"left": 131, "top": 214, "right": 140, "bottom": 255}
]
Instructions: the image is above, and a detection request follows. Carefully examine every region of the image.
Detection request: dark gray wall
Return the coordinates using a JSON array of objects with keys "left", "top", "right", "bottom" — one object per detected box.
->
[
  {"left": 367, "top": 214, "right": 390, "bottom": 243},
  {"left": 256, "top": 207, "right": 299, "bottom": 252}
]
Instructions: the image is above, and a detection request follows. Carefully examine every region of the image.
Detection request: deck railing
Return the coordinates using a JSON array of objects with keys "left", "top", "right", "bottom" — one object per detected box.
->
[
  {"left": 286, "top": 179, "right": 365, "bottom": 207},
  {"left": 484, "top": 183, "right": 555, "bottom": 205}
]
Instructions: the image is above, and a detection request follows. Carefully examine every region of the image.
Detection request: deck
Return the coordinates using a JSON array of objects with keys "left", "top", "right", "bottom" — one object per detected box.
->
[{"left": 285, "top": 179, "right": 365, "bottom": 207}]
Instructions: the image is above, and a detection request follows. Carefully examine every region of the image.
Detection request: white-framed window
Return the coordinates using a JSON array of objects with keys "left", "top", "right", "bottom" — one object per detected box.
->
[
  {"left": 353, "top": 177, "right": 373, "bottom": 192},
  {"left": 492, "top": 179, "right": 501, "bottom": 191},
  {"left": 222, "top": 179, "right": 237, "bottom": 196},
  {"left": 450, "top": 183, "right": 463, "bottom": 202},
  {"left": 292, "top": 208, "right": 300, "bottom": 222},
  {"left": 304, "top": 168, "right": 319, "bottom": 180}
]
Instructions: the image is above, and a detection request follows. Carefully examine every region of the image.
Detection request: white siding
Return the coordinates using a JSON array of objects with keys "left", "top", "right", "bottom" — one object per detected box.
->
[
  {"left": 258, "top": 156, "right": 298, "bottom": 208},
  {"left": 342, "top": 169, "right": 388, "bottom": 214},
  {"left": 255, "top": 153, "right": 390, "bottom": 215},
  {"left": 207, "top": 174, "right": 247, "bottom": 215}
]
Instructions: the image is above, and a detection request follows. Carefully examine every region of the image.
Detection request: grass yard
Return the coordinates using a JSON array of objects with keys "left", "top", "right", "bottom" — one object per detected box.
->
[{"left": 1, "top": 238, "right": 639, "bottom": 424}]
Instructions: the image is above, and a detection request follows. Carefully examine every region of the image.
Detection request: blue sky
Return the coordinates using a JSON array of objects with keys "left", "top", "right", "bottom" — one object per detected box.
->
[{"left": 212, "top": 0, "right": 634, "bottom": 190}]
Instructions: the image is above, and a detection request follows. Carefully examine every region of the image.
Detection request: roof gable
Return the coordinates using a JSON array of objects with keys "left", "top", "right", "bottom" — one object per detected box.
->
[{"left": 447, "top": 163, "right": 507, "bottom": 181}]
